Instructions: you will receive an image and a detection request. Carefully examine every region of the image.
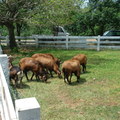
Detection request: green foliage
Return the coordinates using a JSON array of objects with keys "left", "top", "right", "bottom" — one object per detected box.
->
[
  {"left": 0, "top": 0, "right": 120, "bottom": 37},
  {"left": 0, "top": 0, "right": 39, "bottom": 49},
  {"left": 67, "top": 0, "right": 120, "bottom": 35},
  {"left": 10, "top": 47, "right": 19, "bottom": 53},
  {"left": 29, "top": 0, "right": 79, "bottom": 27},
  {"left": 0, "top": 26, "right": 8, "bottom": 36},
  {"left": 0, "top": 0, "right": 38, "bottom": 25}
]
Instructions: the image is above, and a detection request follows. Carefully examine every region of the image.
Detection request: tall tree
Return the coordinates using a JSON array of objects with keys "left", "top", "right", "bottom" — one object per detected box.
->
[{"left": 0, "top": 0, "right": 38, "bottom": 50}]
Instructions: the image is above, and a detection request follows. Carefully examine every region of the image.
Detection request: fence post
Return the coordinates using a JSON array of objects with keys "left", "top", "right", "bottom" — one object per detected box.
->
[
  {"left": 15, "top": 97, "right": 40, "bottom": 120},
  {"left": 0, "top": 45, "right": 3, "bottom": 54},
  {"left": 66, "top": 33, "right": 69, "bottom": 49},
  {"left": 34, "top": 35, "right": 39, "bottom": 48},
  {"left": 97, "top": 35, "right": 100, "bottom": 51},
  {"left": 6, "top": 35, "right": 9, "bottom": 47}
]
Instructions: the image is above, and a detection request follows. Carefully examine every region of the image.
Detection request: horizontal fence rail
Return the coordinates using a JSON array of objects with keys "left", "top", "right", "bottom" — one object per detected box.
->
[{"left": 0, "top": 35, "right": 120, "bottom": 51}]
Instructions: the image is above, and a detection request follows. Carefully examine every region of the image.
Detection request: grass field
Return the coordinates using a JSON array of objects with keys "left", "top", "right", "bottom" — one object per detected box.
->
[{"left": 6, "top": 48, "right": 120, "bottom": 120}]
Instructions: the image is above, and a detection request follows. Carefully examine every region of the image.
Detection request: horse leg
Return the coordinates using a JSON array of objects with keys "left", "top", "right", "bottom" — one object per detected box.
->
[
  {"left": 49, "top": 70, "right": 53, "bottom": 77},
  {"left": 68, "top": 74, "right": 71, "bottom": 84},
  {"left": 75, "top": 71, "right": 80, "bottom": 83},
  {"left": 30, "top": 72, "right": 34, "bottom": 81},
  {"left": 82, "top": 64, "right": 86, "bottom": 73},
  {"left": 24, "top": 71, "right": 29, "bottom": 81}
]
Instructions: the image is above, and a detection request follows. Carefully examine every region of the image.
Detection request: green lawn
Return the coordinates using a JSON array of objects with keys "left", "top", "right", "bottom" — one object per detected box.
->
[{"left": 7, "top": 48, "right": 120, "bottom": 120}]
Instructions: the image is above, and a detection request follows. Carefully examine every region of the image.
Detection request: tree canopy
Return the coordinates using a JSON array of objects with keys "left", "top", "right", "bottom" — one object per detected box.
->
[
  {"left": 0, "top": 0, "right": 38, "bottom": 49},
  {"left": 0, "top": 0, "right": 80, "bottom": 49},
  {"left": 0, "top": 0, "right": 120, "bottom": 50},
  {"left": 67, "top": 0, "right": 120, "bottom": 35}
]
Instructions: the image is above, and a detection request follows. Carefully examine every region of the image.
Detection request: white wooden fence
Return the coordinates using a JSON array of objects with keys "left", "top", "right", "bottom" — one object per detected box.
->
[
  {"left": 0, "top": 35, "right": 120, "bottom": 51},
  {"left": 0, "top": 54, "right": 40, "bottom": 120},
  {"left": 0, "top": 55, "right": 18, "bottom": 120},
  {"left": 0, "top": 64, "right": 17, "bottom": 120}
]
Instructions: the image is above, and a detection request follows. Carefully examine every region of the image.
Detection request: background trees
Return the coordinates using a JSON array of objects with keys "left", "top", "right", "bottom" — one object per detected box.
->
[
  {"left": 67, "top": 0, "right": 120, "bottom": 35},
  {"left": 0, "top": 0, "right": 120, "bottom": 50},
  {"left": 28, "top": 0, "right": 80, "bottom": 35},
  {"left": 0, "top": 0, "right": 79, "bottom": 50}
]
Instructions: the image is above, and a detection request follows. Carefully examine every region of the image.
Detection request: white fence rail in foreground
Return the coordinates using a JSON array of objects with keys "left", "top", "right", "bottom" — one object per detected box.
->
[
  {"left": 0, "top": 63, "right": 18, "bottom": 120},
  {"left": 0, "top": 53, "right": 40, "bottom": 120},
  {"left": 0, "top": 35, "right": 120, "bottom": 51}
]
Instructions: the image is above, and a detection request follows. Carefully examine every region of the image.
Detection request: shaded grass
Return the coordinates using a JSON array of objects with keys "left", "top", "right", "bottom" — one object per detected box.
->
[{"left": 4, "top": 48, "right": 120, "bottom": 120}]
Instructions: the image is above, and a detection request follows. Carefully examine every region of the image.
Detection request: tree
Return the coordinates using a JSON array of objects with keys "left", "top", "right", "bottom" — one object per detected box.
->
[
  {"left": 29, "top": 0, "right": 81, "bottom": 30},
  {"left": 67, "top": 0, "right": 120, "bottom": 35},
  {"left": 88, "top": 0, "right": 120, "bottom": 35},
  {"left": 0, "top": 0, "right": 38, "bottom": 50},
  {"left": 0, "top": 0, "right": 84, "bottom": 49}
]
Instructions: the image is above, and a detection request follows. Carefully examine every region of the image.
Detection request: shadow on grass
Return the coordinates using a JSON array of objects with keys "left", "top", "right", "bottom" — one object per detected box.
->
[
  {"left": 19, "top": 83, "right": 30, "bottom": 89},
  {"left": 10, "top": 84, "right": 30, "bottom": 100},
  {"left": 25, "top": 78, "right": 52, "bottom": 84},
  {"left": 10, "top": 83, "right": 30, "bottom": 89},
  {"left": 69, "top": 77, "right": 86, "bottom": 86},
  {"left": 82, "top": 71, "right": 91, "bottom": 74}
]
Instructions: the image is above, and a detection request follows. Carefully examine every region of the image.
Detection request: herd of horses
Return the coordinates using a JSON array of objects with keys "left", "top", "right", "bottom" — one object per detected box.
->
[{"left": 9, "top": 53, "right": 87, "bottom": 87}]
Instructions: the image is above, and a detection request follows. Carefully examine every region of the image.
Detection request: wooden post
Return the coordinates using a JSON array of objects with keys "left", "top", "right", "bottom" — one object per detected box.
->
[
  {"left": 66, "top": 33, "right": 69, "bottom": 49},
  {"left": 6, "top": 35, "right": 9, "bottom": 47},
  {"left": 0, "top": 45, "right": 2, "bottom": 54},
  {"left": 34, "top": 35, "right": 39, "bottom": 48},
  {"left": 97, "top": 35, "right": 100, "bottom": 51}
]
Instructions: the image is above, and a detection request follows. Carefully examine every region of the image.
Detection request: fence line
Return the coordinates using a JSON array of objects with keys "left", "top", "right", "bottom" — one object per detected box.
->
[
  {"left": 0, "top": 35, "right": 120, "bottom": 51},
  {"left": 0, "top": 63, "right": 18, "bottom": 120}
]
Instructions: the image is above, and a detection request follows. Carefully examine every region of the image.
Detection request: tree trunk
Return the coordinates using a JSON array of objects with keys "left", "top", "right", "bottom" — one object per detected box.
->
[
  {"left": 16, "top": 23, "right": 22, "bottom": 40},
  {"left": 16, "top": 23, "right": 22, "bottom": 45},
  {"left": 6, "top": 23, "right": 17, "bottom": 50}
]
